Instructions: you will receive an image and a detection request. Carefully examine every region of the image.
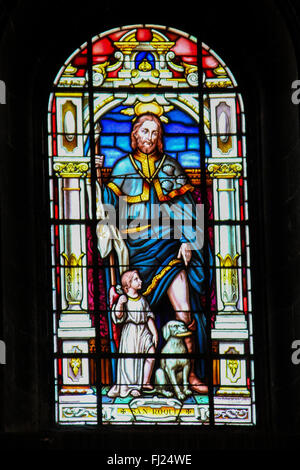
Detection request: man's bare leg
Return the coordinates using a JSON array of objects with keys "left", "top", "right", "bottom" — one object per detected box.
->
[
  {"left": 167, "top": 270, "right": 191, "bottom": 323},
  {"left": 167, "top": 270, "right": 208, "bottom": 393}
]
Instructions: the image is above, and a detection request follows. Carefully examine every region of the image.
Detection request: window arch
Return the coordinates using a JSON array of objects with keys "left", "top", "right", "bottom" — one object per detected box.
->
[{"left": 48, "top": 24, "right": 255, "bottom": 426}]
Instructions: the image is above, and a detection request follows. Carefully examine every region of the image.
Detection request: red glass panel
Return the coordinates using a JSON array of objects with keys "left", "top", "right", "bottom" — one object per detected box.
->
[
  {"left": 136, "top": 27, "right": 153, "bottom": 42},
  {"left": 171, "top": 37, "right": 198, "bottom": 64}
]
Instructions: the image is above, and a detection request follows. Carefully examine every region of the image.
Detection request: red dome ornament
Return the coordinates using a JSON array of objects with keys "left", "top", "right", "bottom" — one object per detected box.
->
[{"left": 136, "top": 28, "right": 153, "bottom": 42}]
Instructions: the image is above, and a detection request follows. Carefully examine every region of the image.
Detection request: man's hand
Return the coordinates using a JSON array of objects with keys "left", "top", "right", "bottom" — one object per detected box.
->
[
  {"left": 95, "top": 155, "right": 104, "bottom": 186},
  {"left": 177, "top": 243, "right": 192, "bottom": 266},
  {"left": 95, "top": 155, "right": 104, "bottom": 169}
]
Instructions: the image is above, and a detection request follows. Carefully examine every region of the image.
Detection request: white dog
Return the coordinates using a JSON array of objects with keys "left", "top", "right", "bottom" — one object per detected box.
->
[{"left": 154, "top": 320, "right": 193, "bottom": 401}]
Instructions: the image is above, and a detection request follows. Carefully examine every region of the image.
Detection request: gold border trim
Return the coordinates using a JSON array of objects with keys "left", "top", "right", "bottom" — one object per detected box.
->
[
  {"left": 142, "top": 259, "right": 182, "bottom": 297},
  {"left": 127, "top": 295, "right": 142, "bottom": 302},
  {"left": 121, "top": 224, "right": 151, "bottom": 234},
  {"left": 107, "top": 181, "right": 123, "bottom": 196}
]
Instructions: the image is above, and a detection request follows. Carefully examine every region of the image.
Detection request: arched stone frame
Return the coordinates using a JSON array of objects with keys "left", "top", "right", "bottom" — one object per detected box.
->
[{"left": 48, "top": 24, "right": 255, "bottom": 426}]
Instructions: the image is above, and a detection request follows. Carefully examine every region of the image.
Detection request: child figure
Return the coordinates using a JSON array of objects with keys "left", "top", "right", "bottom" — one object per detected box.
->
[{"left": 107, "top": 270, "right": 158, "bottom": 398}]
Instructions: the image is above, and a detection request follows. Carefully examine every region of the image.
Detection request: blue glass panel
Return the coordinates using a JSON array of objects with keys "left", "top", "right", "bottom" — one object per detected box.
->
[
  {"left": 164, "top": 136, "right": 186, "bottom": 151},
  {"left": 100, "top": 119, "right": 132, "bottom": 134},
  {"left": 178, "top": 151, "right": 200, "bottom": 168},
  {"left": 101, "top": 147, "right": 126, "bottom": 166},
  {"left": 84, "top": 136, "right": 90, "bottom": 155},
  {"left": 187, "top": 136, "right": 200, "bottom": 150},
  {"left": 116, "top": 135, "right": 131, "bottom": 152},
  {"left": 168, "top": 109, "right": 195, "bottom": 125},
  {"left": 103, "top": 105, "right": 132, "bottom": 121},
  {"left": 165, "top": 123, "right": 199, "bottom": 134},
  {"left": 135, "top": 51, "right": 155, "bottom": 69},
  {"left": 205, "top": 140, "right": 211, "bottom": 157},
  {"left": 167, "top": 152, "right": 178, "bottom": 160},
  {"left": 101, "top": 135, "right": 115, "bottom": 147}
]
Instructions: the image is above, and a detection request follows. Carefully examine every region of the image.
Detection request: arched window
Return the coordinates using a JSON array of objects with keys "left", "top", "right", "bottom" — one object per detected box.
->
[{"left": 48, "top": 24, "right": 254, "bottom": 426}]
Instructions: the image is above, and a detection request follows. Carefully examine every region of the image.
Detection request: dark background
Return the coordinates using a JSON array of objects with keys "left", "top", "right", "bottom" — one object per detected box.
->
[{"left": 0, "top": 0, "right": 300, "bottom": 455}]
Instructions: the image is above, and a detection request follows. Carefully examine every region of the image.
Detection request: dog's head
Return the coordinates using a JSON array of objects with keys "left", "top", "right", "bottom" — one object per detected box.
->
[{"left": 162, "top": 320, "right": 192, "bottom": 342}]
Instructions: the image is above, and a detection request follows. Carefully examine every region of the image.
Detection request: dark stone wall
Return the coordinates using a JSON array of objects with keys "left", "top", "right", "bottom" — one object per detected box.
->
[{"left": 0, "top": 0, "right": 300, "bottom": 452}]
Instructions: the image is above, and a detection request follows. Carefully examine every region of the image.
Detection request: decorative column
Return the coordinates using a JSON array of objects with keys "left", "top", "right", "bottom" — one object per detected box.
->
[
  {"left": 53, "top": 162, "right": 94, "bottom": 338},
  {"left": 208, "top": 162, "right": 249, "bottom": 397},
  {"left": 53, "top": 95, "right": 96, "bottom": 422}
]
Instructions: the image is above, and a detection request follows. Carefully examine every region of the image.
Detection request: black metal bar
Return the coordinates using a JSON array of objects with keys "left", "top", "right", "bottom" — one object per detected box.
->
[
  {"left": 197, "top": 36, "right": 215, "bottom": 427},
  {"left": 87, "top": 36, "right": 103, "bottom": 426}
]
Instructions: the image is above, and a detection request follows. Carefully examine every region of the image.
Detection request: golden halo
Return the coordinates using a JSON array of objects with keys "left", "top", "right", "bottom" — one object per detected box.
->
[
  {"left": 135, "top": 101, "right": 163, "bottom": 117},
  {"left": 121, "top": 100, "right": 173, "bottom": 122}
]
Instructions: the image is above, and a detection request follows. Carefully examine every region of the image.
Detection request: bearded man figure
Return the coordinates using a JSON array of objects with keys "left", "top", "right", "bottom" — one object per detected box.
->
[{"left": 96, "top": 112, "right": 211, "bottom": 394}]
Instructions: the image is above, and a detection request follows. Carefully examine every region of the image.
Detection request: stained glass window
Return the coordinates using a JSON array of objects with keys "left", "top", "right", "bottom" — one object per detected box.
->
[{"left": 48, "top": 25, "right": 255, "bottom": 426}]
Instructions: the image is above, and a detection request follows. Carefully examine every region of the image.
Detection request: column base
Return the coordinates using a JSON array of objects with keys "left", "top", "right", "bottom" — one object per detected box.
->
[{"left": 216, "top": 386, "right": 250, "bottom": 397}]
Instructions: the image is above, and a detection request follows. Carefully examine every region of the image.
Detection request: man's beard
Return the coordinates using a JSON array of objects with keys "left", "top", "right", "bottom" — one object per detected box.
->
[{"left": 136, "top": 136, "right": 157, "bottom": 155}]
